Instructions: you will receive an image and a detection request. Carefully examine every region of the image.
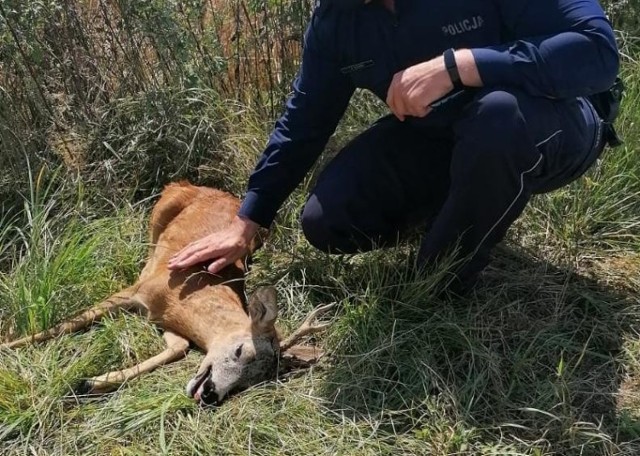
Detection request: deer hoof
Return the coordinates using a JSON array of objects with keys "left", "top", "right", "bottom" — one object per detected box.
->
[
  {"left": 74, "top": 379, "right": 94, "bottom": 395},
  {"left": 74, "top": 379, "right": 117, "bottom": 395}
]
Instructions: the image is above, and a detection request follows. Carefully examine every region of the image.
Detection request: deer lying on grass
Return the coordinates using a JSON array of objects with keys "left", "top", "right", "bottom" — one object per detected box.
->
[{"left": 2, "top": 182, "right": 333, "bottom": 405}]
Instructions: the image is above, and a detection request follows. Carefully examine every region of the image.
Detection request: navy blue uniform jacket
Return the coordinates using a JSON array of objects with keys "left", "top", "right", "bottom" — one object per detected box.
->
[{"left": 238, "top": 0, "right": 620, "bottom": 227}]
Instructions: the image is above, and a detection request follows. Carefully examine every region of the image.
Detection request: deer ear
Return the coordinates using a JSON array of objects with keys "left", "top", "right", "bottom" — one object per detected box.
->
[{"left": 248, "top": 286, "right": 278, "bottom": 329}]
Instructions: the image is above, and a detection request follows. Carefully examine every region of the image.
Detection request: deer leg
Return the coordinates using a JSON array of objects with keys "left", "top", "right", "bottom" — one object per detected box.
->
[
  {"left": 76, "top": 331, "right": 189, "bottom": 395},
  {"left": 1, "top": 287, "right": 143, "bottom": 349}
]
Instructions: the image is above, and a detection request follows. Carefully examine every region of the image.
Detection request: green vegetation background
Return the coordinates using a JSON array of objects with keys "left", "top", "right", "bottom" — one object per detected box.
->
[{"left": 1, "top": 1, "right": 640, "bottom": 454}]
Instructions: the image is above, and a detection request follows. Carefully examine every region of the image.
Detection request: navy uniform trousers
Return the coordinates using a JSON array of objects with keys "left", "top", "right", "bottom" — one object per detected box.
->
[{"left": 300, "top": 87, "right": 605, "bottom": 287}]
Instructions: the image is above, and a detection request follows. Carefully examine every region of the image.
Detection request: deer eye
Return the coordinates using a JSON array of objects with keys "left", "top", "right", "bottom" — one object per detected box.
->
[{"left": 234, "top": 344, "right": 243, "bottom": 359}]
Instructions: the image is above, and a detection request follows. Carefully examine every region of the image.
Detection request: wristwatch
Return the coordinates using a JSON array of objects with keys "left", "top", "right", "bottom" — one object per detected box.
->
[{"left": 443, "top": 48, "right": 465, "bottom": 91}]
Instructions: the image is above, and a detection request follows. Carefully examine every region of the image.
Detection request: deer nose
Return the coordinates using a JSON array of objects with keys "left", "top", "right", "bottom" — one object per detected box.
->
[{"left": 200, "top": 377, "right": 219, "bottom": 405}]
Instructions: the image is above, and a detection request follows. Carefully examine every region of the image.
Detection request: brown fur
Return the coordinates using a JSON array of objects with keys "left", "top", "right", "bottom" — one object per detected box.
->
[
  {"left": 2, "top": 182, "right": 332, "bottom": 403},
  {"left": 138, "top": 181, "right": 262, "bottom": 348},
  {"left": 2, "top": 183, "right": 276, "bottom": 400}
]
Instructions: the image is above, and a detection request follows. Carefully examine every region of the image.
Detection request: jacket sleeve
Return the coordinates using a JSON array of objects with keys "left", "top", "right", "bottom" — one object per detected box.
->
[
  {"left": 238, "top": 16, "right": 355, "bottom": 227},
  {"left": 471, "top": 0, "right": 619, "bottom": 99}
]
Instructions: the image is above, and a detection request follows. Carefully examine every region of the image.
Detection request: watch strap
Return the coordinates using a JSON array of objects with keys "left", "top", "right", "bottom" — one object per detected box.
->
[{"left": 443, "top": 48, "right": 464, "bottom": 91}]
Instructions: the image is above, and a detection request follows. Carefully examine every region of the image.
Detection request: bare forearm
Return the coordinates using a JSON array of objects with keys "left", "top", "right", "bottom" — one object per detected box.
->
[
  {"left": 234, "top": 214, "right": 260, "bottom": 239},
  {"left": 386, "top": 48, "right": 484, "bottom": 121},
  {"left": 454, "top": 49, "right": 483, "bottom": 88}
]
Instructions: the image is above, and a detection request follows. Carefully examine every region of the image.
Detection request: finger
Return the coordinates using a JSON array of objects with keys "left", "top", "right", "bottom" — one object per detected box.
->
[
  {"left": 393, "top": 80, "right": 412, "bottom": 121},
  {"left": 404, "top": 92, "right": 426, "bottom": 117},
  {"left": 169, "top": 243, "right": 219, "bottom": 270},
  {"left": 168, "top": 253, "right": 198, "bottom": 270},
  {"left": 386, "top": 75, "right": 405, "bottom": 121},
  {"left": 207, "top": 257, "right": 230, "bottom": 274},
  {"left": 169, "top": 241, "right": 203, "bottom": 262},
  {"left": 389, "top": 92, "right": 405, "bottom": 121},
  {"left": 386, "top": 81, "right": 397, "bottom": 116},
  {"left": 412, "top": 104, "right": 430, "bottom": 118},
  {"left": 394, "top": 92, "right": 407, "bottom": 121},
  {"left": 168, "top": 245, "right": 201, "bottom": 268}
]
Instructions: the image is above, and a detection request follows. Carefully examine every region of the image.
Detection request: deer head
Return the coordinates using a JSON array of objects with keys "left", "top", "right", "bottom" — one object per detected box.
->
[
  {"left": 185, "top": 285, "right": 336, "bottom": 406},
  {"left": 186, "top": 286, "right": 280, "bottom": 405}
]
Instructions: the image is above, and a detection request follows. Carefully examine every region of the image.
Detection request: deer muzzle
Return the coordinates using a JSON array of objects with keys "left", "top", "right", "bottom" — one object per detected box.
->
[{"left": 186, "top": 365, "right": 221, "bottom": 405}]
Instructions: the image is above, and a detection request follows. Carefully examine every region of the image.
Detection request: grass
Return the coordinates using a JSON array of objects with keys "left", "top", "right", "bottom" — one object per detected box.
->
[
  {"left": 1, "top": 145, "right": 639, "bottom": 455},
  {"left": 1, "top": 2, "right": 640, "bottom": 455},
  {"left": 2, "top": 234, "right": 639, "bottom": 454}
]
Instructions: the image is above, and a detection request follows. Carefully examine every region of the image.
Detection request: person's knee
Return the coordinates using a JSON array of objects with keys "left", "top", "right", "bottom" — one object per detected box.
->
[
  {"left": 474, "top": 90, "right": 520, "bottom": 127},
  {"left": 300, "top": 195, "right": 334, "bottom": 253},
  {"left": 456, "top": 89, "right": 527, "bottom": 163},
  {"left": 301, "top": 194, "right": 363, "bottom": 254},
  {"left": 300, "top": 193, "right": 373, "bottom": 254},
  {"left": 460, "top": 90, "right": 522, "bottom": 143}
]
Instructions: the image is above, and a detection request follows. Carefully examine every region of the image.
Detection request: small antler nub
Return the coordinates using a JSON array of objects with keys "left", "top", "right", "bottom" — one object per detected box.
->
[{"left": 279, "top": 302, "right": 336, "bottom": 352}]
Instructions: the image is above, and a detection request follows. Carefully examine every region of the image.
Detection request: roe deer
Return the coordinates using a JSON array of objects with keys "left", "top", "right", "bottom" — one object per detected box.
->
[{"left": 1, "top": 182, "right": 333, "bottom": 405}]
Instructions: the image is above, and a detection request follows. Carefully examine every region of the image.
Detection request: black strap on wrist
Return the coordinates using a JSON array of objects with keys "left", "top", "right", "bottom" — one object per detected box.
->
[{"left": 443, "top": 48, "right": 464, "bottom": 91}]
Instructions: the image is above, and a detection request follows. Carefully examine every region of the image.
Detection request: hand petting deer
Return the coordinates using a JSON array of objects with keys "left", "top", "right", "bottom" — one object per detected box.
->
[{"left": 1, "top": 182, "right": 334, "bottom": 406}]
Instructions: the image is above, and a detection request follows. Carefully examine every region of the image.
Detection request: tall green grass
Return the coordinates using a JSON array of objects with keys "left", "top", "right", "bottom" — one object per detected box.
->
[{"left": 0, "top": 166, "right": 146, "bottom": 340}]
